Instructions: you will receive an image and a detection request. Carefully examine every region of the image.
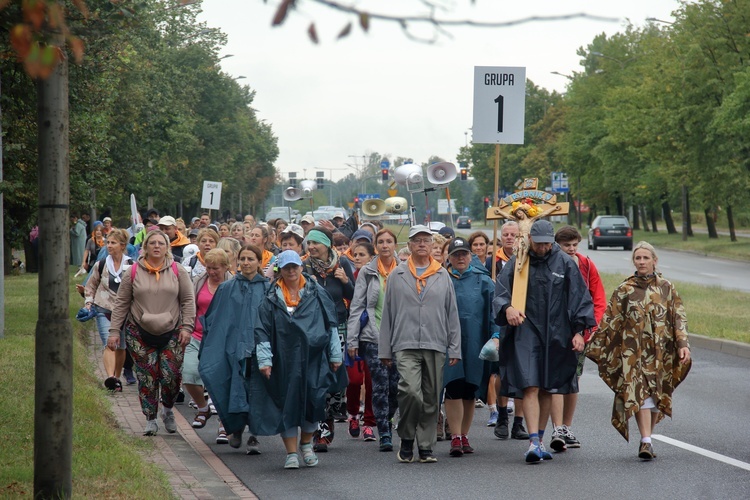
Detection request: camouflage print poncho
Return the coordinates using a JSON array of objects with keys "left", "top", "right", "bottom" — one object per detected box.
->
[{"left": 586, "top": 273, "right": 691, "bottom": 441}]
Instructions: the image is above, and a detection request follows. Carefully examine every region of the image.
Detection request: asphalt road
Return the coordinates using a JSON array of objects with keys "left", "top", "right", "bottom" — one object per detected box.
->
[
  {"left": 176, "top": 345, "right": 750, "bottom": 500},
  {"left": 472, "top": 227, "right": 750, "bottom": 293},
  {"left": 578, "top": 246, "right": 750, "bottom": 293}
]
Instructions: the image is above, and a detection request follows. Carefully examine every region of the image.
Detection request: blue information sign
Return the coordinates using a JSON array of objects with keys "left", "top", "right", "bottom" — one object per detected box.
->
[{"left": 358, "top": 193, "right": 381, "bottom": 200}]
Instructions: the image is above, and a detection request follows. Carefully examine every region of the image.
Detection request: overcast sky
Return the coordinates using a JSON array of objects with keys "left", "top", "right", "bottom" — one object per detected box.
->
[{"left": 198, "top": 0, "right": 679, "bottom": 183}]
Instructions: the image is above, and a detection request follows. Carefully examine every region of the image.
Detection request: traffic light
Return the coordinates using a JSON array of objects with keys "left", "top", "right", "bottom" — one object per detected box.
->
[
  {"left": 484, "top": 197, "right": 490, "bottom": 208},
  {"left": 381, "top": 168, "right": 389, "bottom": 182},
  {"left": 289, "top": 178, "right": 298, "bottom": 188},
  {"left": 460, "top": 168, "right": 468, "bottom": 181},
  {"left": 354, "top": 197, "right": 360, "bottom": 209},
  {"left": 316, "top": 178, "right": 324, "bottom": 190}
]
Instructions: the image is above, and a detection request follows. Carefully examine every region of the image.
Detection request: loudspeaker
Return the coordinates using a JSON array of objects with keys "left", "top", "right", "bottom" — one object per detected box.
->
[
  {"left": 384, "top": 197, "right": 408, "bottom": 214},
  {"left": 393, "top": 163, "right": 423, "bottom": 186},
  {"left": 284, "top": 187, "right": 302, "bottom": 201},
  {"left": 426, "top": 162, "right": 457, "bottom": 186},
  {"left": 361, "top": 198, "right": 386, "bottom": 216},
  {"left": 299, "top": 180, "right": 317, "bottom": 198}
]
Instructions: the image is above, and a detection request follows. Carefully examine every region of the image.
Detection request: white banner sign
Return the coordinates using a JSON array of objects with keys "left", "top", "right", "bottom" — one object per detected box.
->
[
  {"left": 437, "top": 199, "right": 458, "bottom": 215},
  {"left": 201, "top": 181, "right": 222, "bottom": 210},
  {"left": 472, "top": 66, "right": 526, "bottom": 144}
]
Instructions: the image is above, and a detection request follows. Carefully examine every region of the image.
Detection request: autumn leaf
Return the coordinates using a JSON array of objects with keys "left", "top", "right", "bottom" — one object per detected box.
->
[
  {"left": 48, "top": 2, "right": 63, "bottom": 29},
  {"left": 40, "top": 44, "right": 59, "bottom": 66},
  {"left": 68, "top": 35, "right": 85, "bottom": 64},
  {"left": 71, "top": 0, "right": 89, "bottom": 18},
  {"left": 22, "top": 0, "right": 46, "bottom": 31},
  {"left": 307, "top": 22, "right": 318, "bottom": 44},
  {"left": 337, "top": 22, "right": 352, "bottom": 40},
  {"left": 10, "top": 24, "right": 32, "bottom": 59},
  {"left": 359, "top": 12, "right": 370, "bottom": 32},
  {"left": 272, "top": 0, "right": 294, "bottom": 26}
]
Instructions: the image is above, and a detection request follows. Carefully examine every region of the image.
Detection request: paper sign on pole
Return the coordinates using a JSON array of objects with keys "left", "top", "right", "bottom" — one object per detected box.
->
[
  {"left": 201, "top": 181, "right": 222, "bottom": 210},
  {"left": 472, "top": 66, "right": 526, "bottom": 144}
]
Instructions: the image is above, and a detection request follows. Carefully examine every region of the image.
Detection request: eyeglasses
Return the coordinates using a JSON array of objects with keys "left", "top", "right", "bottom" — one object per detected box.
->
[{"left": 411, "top": 238, "right": 433, "bottom": 244}]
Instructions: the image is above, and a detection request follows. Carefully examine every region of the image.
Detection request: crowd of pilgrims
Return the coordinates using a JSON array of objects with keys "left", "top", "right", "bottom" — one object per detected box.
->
[{"left": 75, "top": 207, "right": 690, "bottom": 469}]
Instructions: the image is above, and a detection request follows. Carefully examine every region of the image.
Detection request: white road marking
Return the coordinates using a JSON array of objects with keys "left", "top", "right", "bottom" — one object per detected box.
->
[
  {"left": 698, "top": 273, "right": 719, "bottom": 278},
  {"left": 652, "top": 434, "right": 750, "bottom": 471}
]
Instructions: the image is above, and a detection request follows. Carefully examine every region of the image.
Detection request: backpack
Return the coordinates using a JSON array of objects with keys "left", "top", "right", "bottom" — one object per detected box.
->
[{"left": 131, "top": 261, "right": 179, "bottom": 281}]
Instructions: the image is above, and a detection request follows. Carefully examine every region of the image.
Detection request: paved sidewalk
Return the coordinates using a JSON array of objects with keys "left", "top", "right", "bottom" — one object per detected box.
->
[{"left": 87, "top": 331, "right": 257, "bottom": 500}]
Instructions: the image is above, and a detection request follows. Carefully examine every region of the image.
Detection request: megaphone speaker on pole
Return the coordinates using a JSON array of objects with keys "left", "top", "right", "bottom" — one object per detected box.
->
[
  {"left": 361, "top": 198, "right": 386, "bottom": 217},
  {"left": 284, "top": 187, "right": 302, "bottom": 201},
  {"left": 426, "top": 162, "right": 457, "bottom": 186},
  {"left": 384, "top": 197, "right": 408, "bottom": 214}
]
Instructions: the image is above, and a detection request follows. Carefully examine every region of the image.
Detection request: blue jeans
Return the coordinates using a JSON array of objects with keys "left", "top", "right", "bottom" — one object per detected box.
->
[{"left": 94, "top": 305, "right": 124, "bottom": 349}]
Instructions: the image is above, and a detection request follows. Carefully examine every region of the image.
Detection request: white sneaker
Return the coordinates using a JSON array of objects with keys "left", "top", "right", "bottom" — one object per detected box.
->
[
  {"left": 161, "top": 408, "right": 177, "bottom": 433},
  {"left": 507, "top": 399, "right": 515, "bottom": 414},
  {"left": 144, "top": 419, "right": 158, "bottom": 436}
]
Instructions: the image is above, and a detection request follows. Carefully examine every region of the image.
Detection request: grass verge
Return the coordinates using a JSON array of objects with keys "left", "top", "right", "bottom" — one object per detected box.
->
[
  {"left": 629, "top": 229, "right": 750, "bottom": 262},
  {"left": 600, "top": 273, "right": 750, "bottom": 344},
  {"left": 0, "top": 271, "right": 174, "bottom": 498}
]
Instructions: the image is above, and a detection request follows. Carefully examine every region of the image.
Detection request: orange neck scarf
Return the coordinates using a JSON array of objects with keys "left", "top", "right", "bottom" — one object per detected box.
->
[
  {"left": 142, "top": 260, "right": 164, "bottom": 282},
  {"left": 262, "top": 250, "right": 274, "bottom": 270},
  {"left": 197, "top": 252, "right": 206, "bottom": 266},
  {"left": 407, "top": 256, "right": 442, "bottom": 294},
  {"left": 377, "top": 256, "right": 397, "bottom": 289},
  {"left": 495, "top": 247, "right": 512, "bottom": 262},
  {"left": 277, "top": 275, "right": 307, "bottom": 307}
]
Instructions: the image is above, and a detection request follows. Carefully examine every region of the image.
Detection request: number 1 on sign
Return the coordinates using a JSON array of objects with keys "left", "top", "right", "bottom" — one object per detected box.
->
[{"left": 494, "top": 94, "right": 504, "bottom": 133}]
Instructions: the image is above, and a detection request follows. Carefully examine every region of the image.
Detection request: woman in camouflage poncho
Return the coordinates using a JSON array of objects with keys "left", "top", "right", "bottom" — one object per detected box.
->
[{"left": 587, "top": 241, "right": 691, "bottom": 461}]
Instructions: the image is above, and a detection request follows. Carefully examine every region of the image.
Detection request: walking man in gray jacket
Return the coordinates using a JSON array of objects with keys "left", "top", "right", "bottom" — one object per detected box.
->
[{"left": 379, "top": 225, "right": 461, "bottom": 463}]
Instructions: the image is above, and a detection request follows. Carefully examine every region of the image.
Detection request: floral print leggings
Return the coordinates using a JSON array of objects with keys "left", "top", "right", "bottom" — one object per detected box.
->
[{"left": 124, "top": 321, "right": 184, "bottom": 420}]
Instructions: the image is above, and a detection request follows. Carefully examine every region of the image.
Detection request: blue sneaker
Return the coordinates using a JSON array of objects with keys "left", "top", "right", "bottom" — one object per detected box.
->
[
  {"left": 487, "top": 410, "right": 499, "bottom": 427},
  {"left": 539, "top": 442, "right": 553, "bottom": 460},
  {"left": 379, "top": 434, "right": 393, "bottom": 452},
  {"left": 525, "top": 442, "right": 542, "bottom": 463}
]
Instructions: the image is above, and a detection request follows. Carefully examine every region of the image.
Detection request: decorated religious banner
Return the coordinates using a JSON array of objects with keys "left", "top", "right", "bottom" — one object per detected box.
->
[{"left": 486, "top": 178, "right": 569, "bottom": 312}]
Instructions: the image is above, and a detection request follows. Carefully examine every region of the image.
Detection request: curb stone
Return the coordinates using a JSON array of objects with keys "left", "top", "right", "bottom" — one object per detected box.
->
[{"left": 87, "top": 330, "right": 257, "bottom": 499}]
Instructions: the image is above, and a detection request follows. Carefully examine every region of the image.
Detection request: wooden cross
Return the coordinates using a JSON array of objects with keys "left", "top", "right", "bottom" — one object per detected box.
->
[{"left": 486, "top": 178, "right": 569, "bottom": 313}]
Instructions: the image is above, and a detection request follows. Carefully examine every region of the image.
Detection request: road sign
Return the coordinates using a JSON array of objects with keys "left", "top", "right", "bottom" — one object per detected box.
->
[
  {"left": 472, "top": 66, "right": 526, "bottom": 144},
  {"left": 380, "top": 160, "right": 390, "bottom": 169},
  {"left": 437, "top": 199, "right": 457, "bottom": 215},
  {"left": 387, "top": 189, "right": 399, "bottom": 197},
  {"left": 357, "top": 193, "right": 380, "bottom": 200},
  {"left": 551, "top": 172, "right": 569, "bottom": 193},
  {"left": 201, "top": 181, "right": 222, "bottom": 210}
]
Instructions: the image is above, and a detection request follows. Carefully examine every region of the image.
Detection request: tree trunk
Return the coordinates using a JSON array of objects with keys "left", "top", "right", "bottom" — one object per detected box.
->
[
  {"left": 649, "top": 206, "right": 658, "bottom": 232},
  {"left": 662, "top": 197, "right": 677, "bottom": 234},
  {"left": 683, "top": 189, "right": 693, "bottom": 236},
  {"left": 631, "top": 203, "right": 641, "bottom": 230},
  {"left": 33, "top": 54, "right": 73, "bottom": 499},
  {"left": 615, "top": 195, "right": 623, "bottom": 215},
  {"left": 639, "top": 205, "right": 650, "bottom": 232},
  {"left": 727, "top": 204, "right": 737, "bottom": 242},
  {"left": 704, "top": 207, "right": 718, "bottom": 238}
]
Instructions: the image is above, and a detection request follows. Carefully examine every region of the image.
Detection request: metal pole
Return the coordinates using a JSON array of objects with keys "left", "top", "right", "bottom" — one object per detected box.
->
[{"left": 34, "top": 43, "right": 73, "bottom": 498}]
